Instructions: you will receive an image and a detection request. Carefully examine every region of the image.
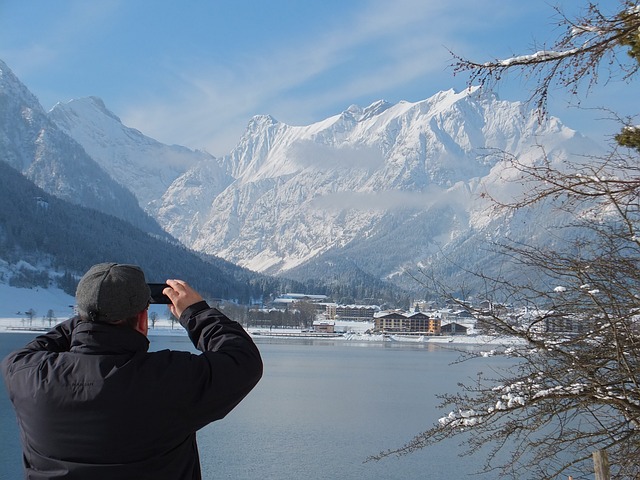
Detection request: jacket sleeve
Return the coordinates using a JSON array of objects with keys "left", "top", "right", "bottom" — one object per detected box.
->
[
  {"left": 178, "top": 301, "right": 263, "bottom": 418},
  {"left": 6, "top": 316, "right": 80, "bottom": 355},
  {"left": 0, "top": 317, "right": 81, "bottom": 380}
]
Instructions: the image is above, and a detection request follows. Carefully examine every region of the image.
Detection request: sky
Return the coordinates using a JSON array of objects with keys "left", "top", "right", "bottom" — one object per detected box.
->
[{"left": 0, "top": 0, "right": 632, "bottom": 156}]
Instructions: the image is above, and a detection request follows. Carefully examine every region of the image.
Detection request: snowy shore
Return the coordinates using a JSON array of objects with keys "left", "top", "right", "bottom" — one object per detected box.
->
[{"left": 0, "top": 284, "right": 524, "bottom": 346}]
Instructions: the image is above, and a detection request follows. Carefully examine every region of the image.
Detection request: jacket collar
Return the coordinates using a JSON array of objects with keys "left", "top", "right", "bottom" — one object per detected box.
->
[{"left": 70, "top": 320, "right": 150, "bottom": 355}]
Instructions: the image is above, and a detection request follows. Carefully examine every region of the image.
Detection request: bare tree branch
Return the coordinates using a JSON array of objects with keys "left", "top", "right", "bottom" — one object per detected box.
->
[
  {"left": 370, "top": 2, "right": 640, "bottom": 478},
  {"left": 452, "top": 2, "right": 640, "bottom": 117}
]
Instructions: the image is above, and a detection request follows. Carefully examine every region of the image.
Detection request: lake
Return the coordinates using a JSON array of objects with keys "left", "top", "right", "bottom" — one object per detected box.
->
[{"left": 1, "top": 332, "right": 513, "bottom": 479}]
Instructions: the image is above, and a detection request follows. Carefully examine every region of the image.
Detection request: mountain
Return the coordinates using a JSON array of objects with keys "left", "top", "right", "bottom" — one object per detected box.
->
[
  {"left": 48, "top": 96, "right": 236, "bottom": 246},
  {"left": 2, "top": 57, "right": 604, "bottom": 299},
  {"left": 48, "top": 97, "right": 221, "bottom": 210},
  {"left": 0, "top": 60, "right": 166, "bottom": 236},
  {"left": 0, "top": 59, "right": 407, "bottom": 305},
  {"left": 151, "top": 88, "right": 602, "bottom": 293}
]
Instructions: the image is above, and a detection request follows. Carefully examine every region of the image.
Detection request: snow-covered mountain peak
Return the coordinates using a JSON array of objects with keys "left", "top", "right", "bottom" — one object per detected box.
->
[
  {"left": 362, "top": 99, "right": 392, "bottom": 118},
  {"left": 160, "top": 86, "right": 597, "bottom": 279},
  {"left": 218, "top": 88, "right": 576, "bottom": 195},
  {"left": 49, "top": 97, "right": 216, "bottom": 209},
  {"left": 0, "top": 60, "right": 42, "bottom": 110},
  {"left": 51, "top": 96, "right": 122, "bottom": 124},
  {"left": 418, "top": 86, "right": 496, "bottom": 119},
  {"left": 6, "top": 60, "right": 601, "bottom": 293},
  {"left": 338, "top": 100, "right": 393, "bottom": 123},
  {"left": 345, "top": 104, "right": 362, "bottom": 116},
  {"left": 245, "top": 114, "right": 279, "bottom": 132},
  {"left": 0, "top": 60, "right": 167, "bottom": 234}
]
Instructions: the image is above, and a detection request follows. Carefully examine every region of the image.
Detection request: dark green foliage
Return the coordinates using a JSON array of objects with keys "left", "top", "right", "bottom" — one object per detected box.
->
[
  {"left": 285, "top": 254, "right": 411, "bottom": 308},
  {"left": 614, "top": 4, "right": 640, "bottom": 152},
  {"left": 8, "top": 267, "right": 50, "bottom": 289},
  {"left": 618, "top": 4, "right": 640, "bottom": 63},
  {"left": 0, "top": 161, "right": 406, "bottom": 305},
  {"left": 0, "top": 161, "right": 273, "bottom": 302},
  {"left": 615, "top": 126, "right": 640, "bottom": 152}
]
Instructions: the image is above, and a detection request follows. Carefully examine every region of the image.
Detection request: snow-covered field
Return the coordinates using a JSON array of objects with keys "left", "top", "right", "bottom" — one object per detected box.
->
[
  {"left": 0, "top": 283, "right": 186, "bottom": 335},
  {"left": 0, "top": 283, "right": 76, "bottom": 326}
]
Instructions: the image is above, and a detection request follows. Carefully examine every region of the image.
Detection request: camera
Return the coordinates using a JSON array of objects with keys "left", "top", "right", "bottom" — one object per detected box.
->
[{"left": 148, "top": 283, "right": 171, "bottom": 304}]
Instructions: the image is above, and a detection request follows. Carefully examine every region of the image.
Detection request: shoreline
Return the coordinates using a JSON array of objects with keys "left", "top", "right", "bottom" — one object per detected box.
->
[
  {"left": 0, "top": 320, "right": 525, "bottom": 347},
  {"left": 0, "top": 285, "right": 523, "bottom": 347}
]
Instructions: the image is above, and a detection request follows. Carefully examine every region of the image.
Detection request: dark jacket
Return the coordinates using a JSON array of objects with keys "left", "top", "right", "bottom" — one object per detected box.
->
[{"left": 0, "top": 301, "right": 263, "bottom": 480}]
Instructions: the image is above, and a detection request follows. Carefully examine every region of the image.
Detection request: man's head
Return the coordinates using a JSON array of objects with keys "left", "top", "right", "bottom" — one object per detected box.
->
[{"left": 76, "top": 263, "right": 151, "bottom": 325}]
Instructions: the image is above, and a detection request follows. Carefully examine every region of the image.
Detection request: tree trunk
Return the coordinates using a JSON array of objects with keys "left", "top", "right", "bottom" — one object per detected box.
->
[{"left": 593, "top": 450, "right": 610, "bottom": 480}]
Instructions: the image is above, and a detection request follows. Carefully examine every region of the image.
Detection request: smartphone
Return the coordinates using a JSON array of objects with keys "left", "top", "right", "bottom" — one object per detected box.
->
[{"left": 148, "top": 283, "right": 171, "bottom": 304}]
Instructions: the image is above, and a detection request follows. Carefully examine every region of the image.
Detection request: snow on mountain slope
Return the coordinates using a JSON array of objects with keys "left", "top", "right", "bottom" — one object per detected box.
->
[
  {"left": 28, "top": 63, "right": 602, "bottom": 292},
  {"left": 49, "top": 97, "right": 217, "bottom": 209},
  {"left": 0, "top": 60, "right": 166, "bottom": 236},
  {"left": 154, "top": 159, "right": 234, "bottom": 246},
  {"left": 158, "top": 87, "right": 602, "bottom": 282}
]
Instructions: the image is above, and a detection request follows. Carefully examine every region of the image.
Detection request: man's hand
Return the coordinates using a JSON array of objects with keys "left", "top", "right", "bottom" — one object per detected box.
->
[{"left": 163, "top": 279, "right": 204, "bottom": 319}]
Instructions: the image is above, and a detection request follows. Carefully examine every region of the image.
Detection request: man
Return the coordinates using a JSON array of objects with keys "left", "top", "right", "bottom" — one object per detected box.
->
[{"left": 1, "top": 263, "right": 263, "bottom": 479}]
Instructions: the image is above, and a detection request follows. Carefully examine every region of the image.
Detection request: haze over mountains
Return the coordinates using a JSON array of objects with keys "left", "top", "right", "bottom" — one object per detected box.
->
[{"left": 0, "top": 58, "right": 603, "bottom": 300}]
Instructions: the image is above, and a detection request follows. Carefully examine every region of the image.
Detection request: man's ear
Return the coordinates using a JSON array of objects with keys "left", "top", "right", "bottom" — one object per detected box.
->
[{"left": 135, "top": 309, "right": 149, "bottom": 336}]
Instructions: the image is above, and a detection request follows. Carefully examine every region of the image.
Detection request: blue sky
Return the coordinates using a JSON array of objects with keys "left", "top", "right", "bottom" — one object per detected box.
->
[{"left": 0, "top": 1, "right": 631, "bottom": 156}]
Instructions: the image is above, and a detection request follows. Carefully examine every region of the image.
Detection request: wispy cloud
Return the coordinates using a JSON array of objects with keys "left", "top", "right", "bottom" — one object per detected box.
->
[
  {"left": 116, "top": 3, "right": 434, "bottom": 152},
  {"left": 3, "top": 0, "right": 616, "bottom": 157},
  {"left": 289, "top": 141, "right": 385, "bottom": 171},
  {"left": 309, "top": 184, "right": 472, "bottom": 212},
  {"left": 1, "top": 1, "right": 122, "bottom": 74},
  {"left": 120, "top": 0, "right": 533, "bottom": 155}
]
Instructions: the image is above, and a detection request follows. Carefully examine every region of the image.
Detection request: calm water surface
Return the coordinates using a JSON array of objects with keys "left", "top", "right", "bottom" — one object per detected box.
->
[{"left": 1, "top": 332, "right": 513, "bottom": 479}]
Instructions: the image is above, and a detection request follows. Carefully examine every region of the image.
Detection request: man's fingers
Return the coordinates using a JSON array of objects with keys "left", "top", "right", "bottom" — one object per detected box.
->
[{"left": 162, "top": 279, "right": 204, "bottom": 319}]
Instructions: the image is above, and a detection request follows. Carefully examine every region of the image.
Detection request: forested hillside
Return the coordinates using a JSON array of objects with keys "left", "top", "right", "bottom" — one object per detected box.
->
[
  {"left": 0, "top": 161, "right": 281, "bottom": 302},
  {"left": 0, "top": 162, "right": 407, "bottom": 305}
]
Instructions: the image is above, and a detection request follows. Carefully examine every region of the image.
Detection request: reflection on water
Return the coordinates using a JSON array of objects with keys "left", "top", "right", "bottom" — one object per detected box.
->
[{"left": 1, "top": 332, "right": 511, "bottom": 480}]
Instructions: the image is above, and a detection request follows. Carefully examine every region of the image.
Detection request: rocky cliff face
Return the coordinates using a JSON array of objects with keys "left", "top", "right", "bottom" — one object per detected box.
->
[
  {"left": 2, "top": 57, "right": 603, "bottom": 293},
  {"left": 155, "top": 87, "right": 600, "bottom": 291}
]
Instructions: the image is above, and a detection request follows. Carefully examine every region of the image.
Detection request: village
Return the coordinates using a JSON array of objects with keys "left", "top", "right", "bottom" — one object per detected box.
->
[{"left": 246, "top": 292, "right": 587, "bottom": 339}]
